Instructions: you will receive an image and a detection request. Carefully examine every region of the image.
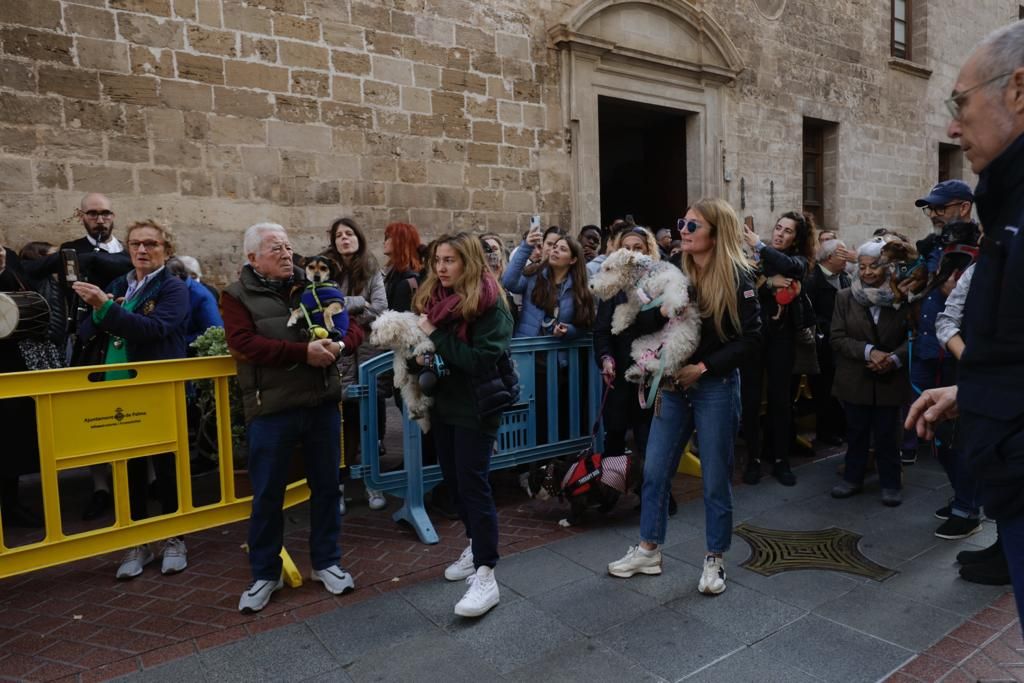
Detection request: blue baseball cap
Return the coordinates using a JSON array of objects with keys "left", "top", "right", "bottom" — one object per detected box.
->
[{"left": 914, "top": 180, "right": 974, "bottom": 207}]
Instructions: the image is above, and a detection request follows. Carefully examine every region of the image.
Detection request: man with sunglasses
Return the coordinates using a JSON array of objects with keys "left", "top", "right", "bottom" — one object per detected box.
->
[{"left": 907, "top": 19, "right": 1024, "bottom": 633}]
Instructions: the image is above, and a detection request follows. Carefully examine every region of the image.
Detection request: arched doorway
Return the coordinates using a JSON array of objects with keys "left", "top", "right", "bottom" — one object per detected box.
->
[{"left": 549, "top": 0, "right": 744, "bottom": 229}]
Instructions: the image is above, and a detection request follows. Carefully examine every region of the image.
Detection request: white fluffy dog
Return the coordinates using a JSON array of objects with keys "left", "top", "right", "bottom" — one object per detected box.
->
[
  {"left": 369, "top": 311, "right": 435, "bottom": 432},
  {"left": 589, "top": 249, "right": 701, "bottom": 397}
]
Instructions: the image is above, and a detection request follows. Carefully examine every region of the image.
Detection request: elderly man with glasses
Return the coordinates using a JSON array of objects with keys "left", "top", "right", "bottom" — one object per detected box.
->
[{"left": 907, "top": 19, "right": 1024, "bottom": 635}]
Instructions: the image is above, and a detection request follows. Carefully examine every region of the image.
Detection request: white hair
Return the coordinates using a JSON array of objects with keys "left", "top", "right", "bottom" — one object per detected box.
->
[
  {"left": 976, "top": 21, "right": 1024, "bottom": 86},
  {"left": 816, "top": 239, "right": 845, "bottom": 262},
  {"left": 856, "top": 238, "right": 885, "bottom": 260},
  {"left": 178, "top": 255, "right": 202, "bottom": 279},
  {"left": 243, "top": 222, "right": 287, "bottom": 258}
]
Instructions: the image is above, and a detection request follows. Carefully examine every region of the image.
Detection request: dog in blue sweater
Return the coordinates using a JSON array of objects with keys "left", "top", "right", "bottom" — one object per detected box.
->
[{"left": 287, "top": 255, "right": 349, "bottom": 343}]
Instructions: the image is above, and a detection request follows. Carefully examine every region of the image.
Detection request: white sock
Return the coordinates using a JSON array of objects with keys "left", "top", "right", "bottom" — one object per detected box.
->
[{"left": 638, "top": 546, "right": 657, "bottom": 556}]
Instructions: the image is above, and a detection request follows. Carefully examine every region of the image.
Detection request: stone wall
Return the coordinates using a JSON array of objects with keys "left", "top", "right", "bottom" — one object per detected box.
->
[{"left": 0, "top": 0, "right": 1017, "bottom": 282}]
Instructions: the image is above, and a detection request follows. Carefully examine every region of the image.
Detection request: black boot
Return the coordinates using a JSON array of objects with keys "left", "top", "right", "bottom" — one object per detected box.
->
[
  {"left": 957, "top": 537, "right": 1003, "bottom": 565},
  {"left": 772, "top": 460, "right": 797, "bottom": 487},
  {"left": 743, "top": 459, "right": 762, "bottom": 485},
  {"left": 959, "top": 548, "right": 1011, "bottom": 586}
]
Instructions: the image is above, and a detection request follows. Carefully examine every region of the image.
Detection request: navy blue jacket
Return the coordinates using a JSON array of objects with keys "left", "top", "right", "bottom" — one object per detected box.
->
[
  {"left": 78, "top": 268, "right": 189, "bottom": 364},
  {"left": 184, "top": 276, "right": 224, "bottom": 346}
]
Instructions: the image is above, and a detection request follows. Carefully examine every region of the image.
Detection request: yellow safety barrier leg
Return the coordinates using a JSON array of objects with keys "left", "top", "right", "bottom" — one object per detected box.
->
[
  {"left": 280, "top": 547, "right": 302, "bottom": 588},
  {"left": 677, "top": 439, "right": 703, "bottom": 477}
]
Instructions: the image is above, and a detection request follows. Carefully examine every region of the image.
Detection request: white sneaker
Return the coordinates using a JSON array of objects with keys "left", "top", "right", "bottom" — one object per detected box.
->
[
  {"left": 444, "top": 544, "right": 475, "bottom": 581},
  {"left": 116, "top": 545, "right": 154, "bottom": 580},
  {"left": 311, "top": 566, "right": 355, "bottom": 595},
  {"left": 160, "top": 538, "right": 188, "bottom": 575},
  {"left": 607, "top": 545, "right": 662, "bottom": 578},
  {"left": 238, "top": 577, "right": 283, "bottom": 613},
  {"left": 338, "top": 484, "right": 347, "bottom": 517},
  {"left": 698, "top": 555, "right": 726, "bottom": 595},
  {"left": 454, "top": 566, "right": 499, "bottom": 617},
  {"left": 367, "top": 488, "right": 387, "bottom": 511}
]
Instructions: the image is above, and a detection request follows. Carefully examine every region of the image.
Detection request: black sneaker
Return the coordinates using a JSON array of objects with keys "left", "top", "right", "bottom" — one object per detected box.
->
[
  {"left": 957, "top": 538, "right": 1002, "bottom": 565},
  {"left": 742, "top": 460, "right": 762, "bottom": 485},
  {"left": 959, "top": 551, "right": 1010, "bottom": 586},
  {"left": 772, "top": 461, "right": 796, "bottom": 487},
  {"left": 900, "top": 448, "right": 917, "bottom": 465},
  {"left": 934, "top": 516, "right": 982, "bottom": 540},
  {"left": 934, "top": 503, "right": 952, "bottom": 520}
]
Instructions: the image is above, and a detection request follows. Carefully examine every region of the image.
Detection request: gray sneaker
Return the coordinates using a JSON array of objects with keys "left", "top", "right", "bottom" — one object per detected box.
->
[
  {"left": 608, "top": 545, "right": 662, "bottom": 578},
  {"left": 160, "top": 538, "right": 188, "bottom": 575},
  {"left": 881, "top": 489, "right": 903, "bottom": 507},
  {"left": 238, "top": 577, "right": 283, "bottom": 614},
  {"left": 312, "top": 566, "right": 355, "bottom": 595},
  {"left": 116, "top": 545, "right": 154, "bottom": 580}
]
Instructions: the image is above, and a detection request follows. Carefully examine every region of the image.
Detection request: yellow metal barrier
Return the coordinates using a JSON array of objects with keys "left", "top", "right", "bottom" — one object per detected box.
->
[{"left": 0, "top": 356, "right": 305, "bottom": 583}]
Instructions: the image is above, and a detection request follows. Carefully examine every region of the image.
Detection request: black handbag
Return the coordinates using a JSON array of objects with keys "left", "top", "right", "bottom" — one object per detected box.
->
[{"left": 473, "top": 349, "right": 520, "bottom": 417}]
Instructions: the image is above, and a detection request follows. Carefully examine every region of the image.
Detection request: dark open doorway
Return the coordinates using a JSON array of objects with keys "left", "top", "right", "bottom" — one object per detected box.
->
[{"left": 598, "top": 96, "right": 688, "bottom": 231}]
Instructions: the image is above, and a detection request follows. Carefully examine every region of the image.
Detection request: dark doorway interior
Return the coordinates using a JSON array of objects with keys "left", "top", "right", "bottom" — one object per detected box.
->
[{"left": 598, "top": 96, "right": 688, "bottom": 231}]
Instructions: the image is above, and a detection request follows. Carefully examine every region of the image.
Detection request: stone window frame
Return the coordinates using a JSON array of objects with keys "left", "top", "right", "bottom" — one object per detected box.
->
[{"left": 888, "top": 0, "right": 933, "bottom": 79}]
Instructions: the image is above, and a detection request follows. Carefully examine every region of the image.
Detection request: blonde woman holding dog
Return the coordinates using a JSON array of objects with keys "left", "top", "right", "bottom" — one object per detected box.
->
[
  {"left": 608, "top": 198, "right": 761, "bottom": 595},
  {"left": 413, "top": 232, "right": 514, "bottom": 617}
]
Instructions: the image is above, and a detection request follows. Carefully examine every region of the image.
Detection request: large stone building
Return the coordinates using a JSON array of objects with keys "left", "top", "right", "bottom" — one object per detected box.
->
[{"left": 0, "top": 0, "right": 1018, "bottom": 282}]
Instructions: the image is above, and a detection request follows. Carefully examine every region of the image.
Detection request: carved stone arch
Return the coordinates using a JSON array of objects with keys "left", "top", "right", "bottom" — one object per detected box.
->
[{"left": 549, "top": 0, "right": 744, "bottom": 227}]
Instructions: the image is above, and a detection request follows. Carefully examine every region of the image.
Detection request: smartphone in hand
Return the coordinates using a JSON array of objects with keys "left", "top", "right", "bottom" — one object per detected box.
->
[
  {"left": 529, "top": 215, "right": 542, "bottom": 234},
  {"left": 744, "top": 216, "right": 754, "bottom": 231},
  {"left": 61, "top": 248, "right": 81, "bottom": 283}
]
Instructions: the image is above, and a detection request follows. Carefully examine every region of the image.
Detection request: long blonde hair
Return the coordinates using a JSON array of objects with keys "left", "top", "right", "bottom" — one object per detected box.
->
[
  {"left": 413, "top": 232, "right": 502, "bottom": 320},
  {"left": 683, "top": 199, "right": 753, "bottom": 340}
]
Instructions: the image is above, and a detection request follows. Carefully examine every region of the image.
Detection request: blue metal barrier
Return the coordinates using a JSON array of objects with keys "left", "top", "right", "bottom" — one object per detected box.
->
[{"left": 347, "top": 336, "right": 603, "bottom": 544}]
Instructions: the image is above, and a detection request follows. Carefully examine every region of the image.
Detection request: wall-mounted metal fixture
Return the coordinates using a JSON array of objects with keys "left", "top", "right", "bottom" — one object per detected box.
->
[
  {"left": 770, "top": 180, "right": 775, "bottom": 212},
  {"left": 740, "top": 177, "right": 746, "bottom": 210}
]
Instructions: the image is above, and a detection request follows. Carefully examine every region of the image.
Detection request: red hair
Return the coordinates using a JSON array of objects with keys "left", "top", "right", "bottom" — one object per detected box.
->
[{"left": 385, "top": 222, "right": 423, "bottom": 273}]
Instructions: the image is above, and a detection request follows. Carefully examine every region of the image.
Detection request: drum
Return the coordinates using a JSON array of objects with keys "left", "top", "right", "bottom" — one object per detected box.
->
[{"left": 0, "top": 291, "right": 50, "bottom": 340}]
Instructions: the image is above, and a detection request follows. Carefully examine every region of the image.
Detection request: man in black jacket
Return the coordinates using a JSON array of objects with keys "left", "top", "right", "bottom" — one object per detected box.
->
[
  {"left": 805, "top": 238, "right": 851, "bottom": 446},
  {"left": 907, "top": 19, "right": 1024, "bottom": 633}
]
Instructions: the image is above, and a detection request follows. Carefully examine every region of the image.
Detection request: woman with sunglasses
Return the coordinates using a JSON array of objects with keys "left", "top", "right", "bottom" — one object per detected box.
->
[
  {"left": 740, "top": 211, "right": 817, "bottom": 486},
  {"left": 608, "top": 199, "right": 760, "bottom": 595}
]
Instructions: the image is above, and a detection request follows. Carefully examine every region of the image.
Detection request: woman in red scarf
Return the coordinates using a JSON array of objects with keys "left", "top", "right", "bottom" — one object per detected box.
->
[{"left": 413, "top": 233, "right": 513, "bottom": 618}]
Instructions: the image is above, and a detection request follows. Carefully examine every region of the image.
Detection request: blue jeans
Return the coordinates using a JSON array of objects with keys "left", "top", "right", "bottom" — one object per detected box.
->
[
  {"left": 640, "top": 371, "right": 740, "bottom": 552},
  {"left": 246, "top": 402, "right": 342, "bottom": 581},
  {"left": 432, "top": 421, "right": 499, "bottom": 568}
]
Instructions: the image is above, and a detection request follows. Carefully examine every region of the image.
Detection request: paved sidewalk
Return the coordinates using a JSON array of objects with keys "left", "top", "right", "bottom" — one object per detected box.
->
[{"left": 97, "top": 453, "right": 1017, "bottom": 683}]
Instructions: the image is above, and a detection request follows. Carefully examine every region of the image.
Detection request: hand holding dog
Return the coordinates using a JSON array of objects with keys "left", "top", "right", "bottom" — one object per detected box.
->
[
  {"left": 672, "top": 363, "right": 703, "bottom": 389},
  {"left": 905, "top": 386, "right": 958, "bottom": 440},
  {"left": 769, "top": 275, "right": 793, "bottom": 290},
  {"left": 417, "top": 313, "right": 436, "bottom": 336},
  {"left": 306, "top": 339, "right": 339, "bottom": 368},
  {"left": 552, "top": 322, "right": 568, "bottom": 337}
]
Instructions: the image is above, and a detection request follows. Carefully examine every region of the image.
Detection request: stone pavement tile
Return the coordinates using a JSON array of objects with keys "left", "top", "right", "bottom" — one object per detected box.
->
[
  {"left": 196, "top": 623, "right": 340, "bottom": 682},
  {"left": 843, "top": 509, "right": 944, "bottom": 562},
  {"left": 306, "top": 593, "right": 437, "bottom": 666},
  {"left": 496, "top": 547, "right": 594, "bottom": 597},
  {"left": 665, "top": 534, "right": 865, "bottom": 611},
  {"left": 947, "top": 619, "right": 1001, "bottom": 647},
  {"left": 731, "top": 481, "right": 824, "bottom": 522},
  {"left": 505, "top": 640, "right": 661, "bottom": 683},
  {"left": 751, "top": 614, "right": 912, "bottom": 683},
  {"left": 447, "top": 598, "right": 582, "bottom": 674},
  {"left": 815, "top": 583, "right": 964, "bottom": 651},
  {"left": 681, "top": 646, "right": 820, "bottom": 682},
  {"left": 741, "top": 498, "right": 858, "bottom": 532},
  {"left": 923, "top": 634, "right": 981, "bottom": 664},
  {"left": 530, "top": 574, "right": 660, "bottom": 636},
  {"left": 596, "top": 606, "right": 744, "bottom": 681},
  {"left": 879, "top": 543, "right": 1007, "bottom": 617},
  {"left": 891, "top": 653, "right": 956, "bottom": 681},
  {"left": 345, "top": 631, "right": 501, "bottom": 682},
  {"left": 616, "top": 553, "right": 706, "bottom": 604},
  {"left": 399, "top": 573, "right": 524, "bottom": 631},
  {"left": 667, "top": 579, "right": 806, "bottom": 645},
  {"left": 116, "top": 653, "right": 207, "bottom": 682},
  {"left": 298, "top": 667, "right": 353, "bottom": 682}
]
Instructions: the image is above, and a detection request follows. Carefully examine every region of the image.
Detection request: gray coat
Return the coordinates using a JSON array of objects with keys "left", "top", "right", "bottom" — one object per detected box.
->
[{"left": 830, "top": 288, "right": 911, "bottom": 407}]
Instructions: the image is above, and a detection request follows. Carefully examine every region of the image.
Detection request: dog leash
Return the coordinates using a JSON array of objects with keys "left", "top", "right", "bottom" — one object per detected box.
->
[{"left": 637, "top": 343, "right": 668, "bottom": 410}]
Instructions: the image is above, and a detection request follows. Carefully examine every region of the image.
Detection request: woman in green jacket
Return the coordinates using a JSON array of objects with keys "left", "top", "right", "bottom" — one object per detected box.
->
[{"left": 413, "top": 232, "right": 513, "bottom": 618}]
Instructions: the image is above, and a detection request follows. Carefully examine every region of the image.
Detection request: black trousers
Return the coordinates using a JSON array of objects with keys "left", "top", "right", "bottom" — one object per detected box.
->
[
  {"left": 128, "top": 453, "right": 178, "bottom": 521},
  {"left": 433, "top": 421, "right": 499, "bottom": 568},
  {"left": 740, "top": 327, "right": 796, "bottom": 465},
  {"left": 843, "top": 403, "right": 901, "bottom": 490}
]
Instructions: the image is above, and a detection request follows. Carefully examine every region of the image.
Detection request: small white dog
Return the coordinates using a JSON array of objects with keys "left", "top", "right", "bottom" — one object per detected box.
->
[
  {"left": 369, "top": 311, "right": 435, "bottom": 432},
  {"left": 589, "top": 249, "right": 701, "bottom": 398}
]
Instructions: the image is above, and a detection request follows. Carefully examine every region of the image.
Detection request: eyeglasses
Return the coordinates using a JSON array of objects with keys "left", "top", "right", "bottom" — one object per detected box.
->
[
  {"left": 944, "top": 71, "right": 1013, "bottom": 120},
  {"left": 921, "top": 202, "right": 965, "bottom": 217},
  {"left": 128, "top": 240, "right": 164, "bottom": 250},
  {"left": 83, "top": 210, "right": 114, "bottom": 219},
  {"left": 677, "top": 219, "right": 701, "bottom": 233}
]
